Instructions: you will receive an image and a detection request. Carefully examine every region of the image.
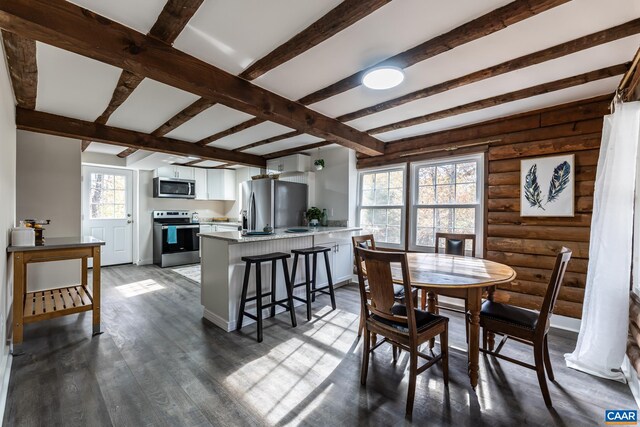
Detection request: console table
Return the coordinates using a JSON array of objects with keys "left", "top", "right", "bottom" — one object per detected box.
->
[{"left": 7, "top": 236, "right": 105, "bottom": 351}]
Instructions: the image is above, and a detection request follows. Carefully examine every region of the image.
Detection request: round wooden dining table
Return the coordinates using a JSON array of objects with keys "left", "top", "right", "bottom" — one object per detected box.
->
[{"left": 390, "top": 253, "right": 516, "bottom": 390}]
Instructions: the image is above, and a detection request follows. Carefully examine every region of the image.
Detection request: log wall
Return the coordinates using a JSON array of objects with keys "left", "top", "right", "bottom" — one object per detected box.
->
[{"left": 357, "top": 94, "right": 612, "bottom": 318}]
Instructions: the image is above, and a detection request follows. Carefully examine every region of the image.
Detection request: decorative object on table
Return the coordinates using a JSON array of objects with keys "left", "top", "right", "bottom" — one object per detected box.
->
[
  {"left": 263, "top": 224, "right": 273, "bottom": 233},
  {"left": 314, "top": 159, "right": 325, "bottom": 171},
  {"left": 305, "top": 207, "right": 322, "bottom": 226},
  {"left": 520, "top": 154, "right": 574, "bottom": 217},
  {"left": 23, "top": 219, "right": 50, "bottom": 244},
  {"left": 320, "top": 208, "right": 328, "bottom": 226},
  {"left": 11, "top": 221, "right": 35, "bottom": 247}
]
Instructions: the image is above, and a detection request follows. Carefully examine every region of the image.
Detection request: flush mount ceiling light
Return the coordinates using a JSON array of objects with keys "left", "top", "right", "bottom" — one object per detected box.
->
[{"left": 362, "top": 66, "right": 405, "bottom": 90}]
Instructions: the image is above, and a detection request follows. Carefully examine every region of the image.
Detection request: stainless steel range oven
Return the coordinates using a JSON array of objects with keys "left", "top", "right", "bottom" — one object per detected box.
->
[{"left": 152, "top": 210, "right": 200, "bottom": 267}]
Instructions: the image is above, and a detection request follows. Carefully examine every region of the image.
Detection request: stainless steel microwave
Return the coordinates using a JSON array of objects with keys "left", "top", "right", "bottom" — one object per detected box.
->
[{"left": 153, "top": 177, "right": 196, "bottom": 199}]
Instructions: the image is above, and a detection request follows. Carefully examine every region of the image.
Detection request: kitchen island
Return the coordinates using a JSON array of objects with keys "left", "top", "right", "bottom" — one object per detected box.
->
[{"left": 199, "top": 227, "right": 361, "bottom": 331}]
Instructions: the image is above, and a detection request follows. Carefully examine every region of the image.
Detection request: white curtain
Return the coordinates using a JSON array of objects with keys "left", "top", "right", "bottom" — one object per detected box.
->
[{"left": 565, "top": 101, "right": 640, "bottom": 381}]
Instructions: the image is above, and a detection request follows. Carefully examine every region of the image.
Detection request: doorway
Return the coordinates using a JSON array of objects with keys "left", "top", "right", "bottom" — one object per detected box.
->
[{"left": 82, "top": 166, "right": 134, "bottom": 266}]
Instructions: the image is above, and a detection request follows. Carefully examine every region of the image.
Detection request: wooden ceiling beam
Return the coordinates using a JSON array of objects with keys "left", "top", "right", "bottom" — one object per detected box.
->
[
  {"left": 96, "top": 71, "right": 144, "bottom": 125},
  {"left": 196, "top": 117, "right": 265, "bottom": 146},
  {"left": 298, "top": 0, "right": 571, "bottom": 106},
  {"left": 339, "top": 19, "right": 640, "bottom": 123},
  {"left": 264, "top": 141, "right": 332, "bottom": 159},
  {"left": 234, "top": 130, "right": 303, "bottom": 152},
  {"left": 367, "top": 63, "right": 629, "bottom": 135},
  {"left": 151, "top": 98, "right": 217, "bottom": 137},
  {"left": 0, "top": 0, "right": 383, "bottom": 155},
  {"left": 239, "top": 0, "right": 391, "bottom": 80},
  {"left": 1, "top": 30, "right": 36, "bottom": 109},
  {"left": 16, "top": 108, "right": 266, "bottom": 167},
  {"left": 80, "top": 140, "right": 91, "bottom": 151}
]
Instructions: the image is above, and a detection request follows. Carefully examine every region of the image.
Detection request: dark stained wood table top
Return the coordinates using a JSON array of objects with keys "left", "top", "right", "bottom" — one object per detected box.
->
[{"left": 392, "top": 253, "right": 516, "bottom": 289}]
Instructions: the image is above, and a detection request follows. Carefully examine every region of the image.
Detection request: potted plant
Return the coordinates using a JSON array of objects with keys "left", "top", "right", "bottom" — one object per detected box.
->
[
  {"left": 305, "top": 207, "right": 322, "bottom": 226},
  {"left": 314, "top": 159, "right": 325, "bottom": 171}
]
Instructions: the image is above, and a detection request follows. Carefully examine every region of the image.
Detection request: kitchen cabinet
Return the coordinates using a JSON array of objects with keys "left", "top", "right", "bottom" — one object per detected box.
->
[
  {"left": 266, "top": 154, "right": 310, "bottom": 174},
  {"left": 199, "top": 224, "right": 215, "bottom": 257},
  {"left": 156, "top": 165, "right": 195, "bottom": 180},
  {"left": 207, "top": 169, "right": 236, "bottom": 201},
  {"left": 216, "top": 224, "right": 239, "bottom": 232},
  {"left": 194, "top": 168, "right": 208, "bottom": 200},
  {"left": 307, "top": 234, "right": 354, "bottom": 288}
]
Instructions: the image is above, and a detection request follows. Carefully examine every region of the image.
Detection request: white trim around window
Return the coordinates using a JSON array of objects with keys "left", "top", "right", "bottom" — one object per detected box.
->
[
  {"left": 408, "top": 153, "right": 484, "bottom": 255},
  {"left": 356, "top": 164, "right": 407, "bottom": 249}
]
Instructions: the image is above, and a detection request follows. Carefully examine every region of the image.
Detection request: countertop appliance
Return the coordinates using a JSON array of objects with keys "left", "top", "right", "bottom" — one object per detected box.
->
[
  {"left": 153, "top": 177, "right": 196, "bottom": 199},
  {"left": 153, "top": 210, "right": 200, "bottom": 267},
  {"left": 241, "top": 179, "right": 308, "bottom": 231}
]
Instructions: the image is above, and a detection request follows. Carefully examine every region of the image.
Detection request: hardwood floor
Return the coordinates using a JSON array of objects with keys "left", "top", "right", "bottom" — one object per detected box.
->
[{"left": 3, "top": 264, "right": 634, "bottom": 426}]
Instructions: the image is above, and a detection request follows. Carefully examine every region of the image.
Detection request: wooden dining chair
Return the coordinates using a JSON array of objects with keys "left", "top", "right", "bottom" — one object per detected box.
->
[
  {"left": 480, "top": 247, "right": 572, "bottom": 407},
  {"left": 355, "top": 247, "right": 449, "bottom": 418},
  {"left": 352, "top": 234, "right": 417, "bottom": 337},
  {"left": 420, "top": 232, "right": 476, "bottom": 341}
]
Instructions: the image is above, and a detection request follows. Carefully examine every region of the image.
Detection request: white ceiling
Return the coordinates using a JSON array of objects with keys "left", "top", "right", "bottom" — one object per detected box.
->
[{"left": 37, "top": 0, "right": 640, "bottom": 159}]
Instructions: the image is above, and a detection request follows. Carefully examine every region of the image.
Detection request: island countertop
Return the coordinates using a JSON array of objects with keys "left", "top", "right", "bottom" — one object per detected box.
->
[{"left": 198, "top": 226, "right": 362, "bottom": 243}]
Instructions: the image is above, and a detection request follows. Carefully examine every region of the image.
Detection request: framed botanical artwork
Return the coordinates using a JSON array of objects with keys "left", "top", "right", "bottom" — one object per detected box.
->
[{"left": 520, "top": 154, "right": 575, "bottom": 217}]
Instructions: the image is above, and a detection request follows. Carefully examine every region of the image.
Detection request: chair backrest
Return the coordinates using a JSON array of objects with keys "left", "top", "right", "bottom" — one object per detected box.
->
[
  {"left": 354, "top": 247, "right": 418, "bottom": 334},
  {"left": 435, "top": 232, "right": 476, "bottom": 257},
  {"left": 352, "top": 234, "right": 377, "bottom": 251},
  {"left": 537, "top": 247, "right": 572, "bottom": 331}
]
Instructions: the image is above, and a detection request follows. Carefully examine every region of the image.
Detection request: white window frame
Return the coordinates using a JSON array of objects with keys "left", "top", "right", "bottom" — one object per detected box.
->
[
  {"left": 409, "top": 153, "right": 484, "bottom": 254},
  {"left": 356, "top": 164, "right": 407, "bottom": 249}
]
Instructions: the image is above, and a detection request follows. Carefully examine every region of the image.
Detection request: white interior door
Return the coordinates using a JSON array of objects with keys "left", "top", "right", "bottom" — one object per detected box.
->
[{"left": 82, "top": 166, "right": 134, "bottom": 266}]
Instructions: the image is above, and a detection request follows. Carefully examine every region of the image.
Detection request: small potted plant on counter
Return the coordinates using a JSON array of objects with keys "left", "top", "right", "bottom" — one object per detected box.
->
[
  {"left": 305, "top": 207, "right": 322, "bottom": 227},
  {"left": 314, "top": 159, "right": 325, "bottom": 171}
]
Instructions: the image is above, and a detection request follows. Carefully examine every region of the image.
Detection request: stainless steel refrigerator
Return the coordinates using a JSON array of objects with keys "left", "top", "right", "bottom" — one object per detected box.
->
[{"left": 241, "top": 179, "right": 308, "bottom": 231}]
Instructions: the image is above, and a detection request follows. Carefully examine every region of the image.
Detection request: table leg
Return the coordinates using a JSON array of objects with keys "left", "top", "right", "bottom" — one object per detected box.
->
[
  {"left": 81, "top": 257, "right": 88, "bottom": 287},
  {"left": 467, "top": 288, "right": 482, "bottom": 390},
  {"left": 427, "top": 290, "right": 437, "bottom": 349},
  {"left": 92, "top": 246, "right": 102, "bottom": 335},
  {"left": 12, "top": 253, "right": 25, "bottom": 351},
  {"left": 486, "top": 285, "right": 496, "bottom": 351}
]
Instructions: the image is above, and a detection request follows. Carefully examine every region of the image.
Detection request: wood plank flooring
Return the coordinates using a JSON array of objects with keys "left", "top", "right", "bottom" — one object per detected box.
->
[{"left": 3, "top": 264, "right": 635, "bottom": 426}]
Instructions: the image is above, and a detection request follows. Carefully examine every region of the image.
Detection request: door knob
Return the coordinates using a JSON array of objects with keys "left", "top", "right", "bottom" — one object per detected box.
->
[{"left": 127, "top": 220, "right": 133, "bottom": 224}]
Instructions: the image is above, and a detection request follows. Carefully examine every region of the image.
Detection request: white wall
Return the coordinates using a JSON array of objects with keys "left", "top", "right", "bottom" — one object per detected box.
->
[
  {"left": 0, "top": 34, "right": 16, "bottom": 415},
  {"left": 136, "top": 170, "right": 233, "bottom": 264},
  {"left": 310, "top": 146, "right": 357, "bottom": 225},
  {"left": 16, "top": 131, "right": 82, "bottom": 290}
]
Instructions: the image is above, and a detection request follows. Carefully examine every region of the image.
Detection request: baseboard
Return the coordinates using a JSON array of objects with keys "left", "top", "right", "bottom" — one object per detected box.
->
[
  {"left": 0, "top": 351, "right": 12, "bottom": 421},
  {"left": 623, "top": 355, "right": 640, "bottom": 409},
  {"left": 203, "top": 308, "right": 233, "bottom": 332}
]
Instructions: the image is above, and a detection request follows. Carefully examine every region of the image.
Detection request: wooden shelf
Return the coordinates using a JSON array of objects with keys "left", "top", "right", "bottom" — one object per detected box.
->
[{"left": 23, "top": 285, "right": 93, "bottom": 323}]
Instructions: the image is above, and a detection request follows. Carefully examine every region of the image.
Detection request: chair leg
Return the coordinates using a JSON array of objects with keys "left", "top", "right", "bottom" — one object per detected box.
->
[
  {"left": 464, "top": 301, "right": 469, "bottom": 343},
  {"left": 534, "top": 342, "right": 552, "bottom": 407},
  {"left": 255, "top": 262, "right": 263, "bottom": 343},
  {"left": 357, "top": 305, "right": 365, "bottom": 337},
  {"left": 237, "top": 261, "right": 251, "bottom": 331},
  {"left": 304, "top": 254, "right": 312, "bottom": 321},
  {"left": 282, "top": 258, "right": 297, "bottom": 328},
  {"left": 420, "top": 289, "right": 427, "bottom": 310},
  {"left": 361, "top": 329, "right": 371, "bottom": 385},
  {"left": 324, "top": 251, "right": 336, "bottom": 310},
  {"left": 270, "top": 260, "right": 277, "bottom": 318},
  {"left": 543, "top": 334, "right": 555, "bottom": 381},
  {"left": 311, "top": 253, "right": 317, "bottom": 303},
  {"left": 406, "top": 350, "right": 418, "bottom": 419},
  {"left": 482, "top": 326, "right": 488, "bottom": 350},
  {"left": 441, "top": 323, "right": 449, "bottom": 386}
]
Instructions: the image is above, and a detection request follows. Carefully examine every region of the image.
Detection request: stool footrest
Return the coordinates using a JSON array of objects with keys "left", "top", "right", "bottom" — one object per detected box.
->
[{"left": 244, "top": 292, "right": 274, "bottom": 302}]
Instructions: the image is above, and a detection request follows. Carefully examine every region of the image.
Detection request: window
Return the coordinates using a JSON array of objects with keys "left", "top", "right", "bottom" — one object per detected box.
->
[
  {"left": 410, "top": 154, "right": 484, "bottom": 252},
  {"left": 357, "top": 166, "right": 405, "bottom": 248},
  {"left": 89, "top": 173, "right": 127, "bottom": 219}
]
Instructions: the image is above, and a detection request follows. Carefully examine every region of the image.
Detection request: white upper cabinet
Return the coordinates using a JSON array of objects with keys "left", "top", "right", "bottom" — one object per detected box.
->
[
  {"left": 207, "top": 169, "right": 237, "bottom": 201},
  {"left": 155, "top": 165, "right": 195, "bottom": 180},
  {"left": 266, "top": 154, "right": 310, "bottom": 174},
  {"left": 194, "top": 168, "right": 208, "bottom": 200}
]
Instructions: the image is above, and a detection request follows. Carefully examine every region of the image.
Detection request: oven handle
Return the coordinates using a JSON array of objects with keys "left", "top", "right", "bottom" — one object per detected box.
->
[{"left": 161, "top": 225, "right": 199, "bottom": 230}]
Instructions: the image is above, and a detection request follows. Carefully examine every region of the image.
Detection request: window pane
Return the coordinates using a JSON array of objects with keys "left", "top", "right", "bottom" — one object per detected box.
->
[
  {"left": 454, "top": 208, "right": 475, "bottom": 231},
  {"left": 102, "top": 190, "right": 115, "bottom": 204},
  {"left": 389, "top": 171, "right": 403, "bottom": 189},
  {"left": 416, "top": 227, "right": 434, "bottom": 247},
  {"left": 436, "top": 184, "right": 454, "bottom": 204},
  {"left": 418, "top": 167, "right": 435, "bottom": 186},
  {"left": 103, "top": 174, "right": 115, "bottom": 189},
  {"left": 436, "top": 208, "right": 453, "bottom": 231},
  {"left": 455, "top": 183, "right": 476, "bottom": 204},
  {"left": 388, "top": 209, "right": 401, "bottom": 226},
  {"left": 373, "top": 209, "right": 388, "bottom": 226},
  {"left": 360, "top": 209, "right": 374, "bottom": 225},
  {"left": 360, "top": 208, "right": 401, "bottom": 244},
  {"left": 114, "top": 190, "right": 126, "bottom": 204},
  {"left": 436, "top": 164, "right": 454, "bottom": 184},
  {"left": 387, "top": 226, "right": 401, "bottom": 244},
  {"left": 389, "top": 189, "right": 403, "bottom": 205},
  {"left": 418, "top": 186, "right": 435, "bottom": 204},
  {"left": 416, "top": 208, "right": 434, "bottom": 228},
  {"left": 375, "top": 172, "right": 388, "bottom": 189},
  {"left": 374, "top": 189, "right": 389, "bottom": 205},
  {"left": 114, "top": 175, "right": 126, "bottom": 190},
  {"left": 114, "top": 204, "right": 126, "bottom": 219},
  {"left": 362, "top": 173, "right": 374, "bottom": 190},
  {"left": 362, "top": 190, "right": 375, "bottom": 205},
  {"left": 456, "top": 162, "right": 476, "bottom": 183}
]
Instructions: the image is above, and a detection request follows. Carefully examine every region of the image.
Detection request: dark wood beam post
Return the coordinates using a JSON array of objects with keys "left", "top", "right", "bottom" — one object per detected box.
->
[{"left": 1, "top": 30, "right": 36, "bottom": 109}]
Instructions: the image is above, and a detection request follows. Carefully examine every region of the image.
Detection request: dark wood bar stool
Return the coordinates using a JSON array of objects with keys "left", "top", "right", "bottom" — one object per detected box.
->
[
  {"left": 237, "top": 252, "right": 297, "bottom": 342},
  {"left": 290, "top": 246, "right": 336, "bottom": 321}
]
